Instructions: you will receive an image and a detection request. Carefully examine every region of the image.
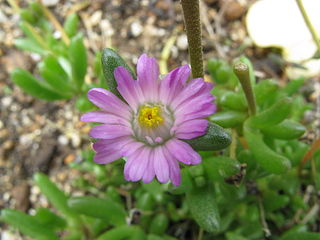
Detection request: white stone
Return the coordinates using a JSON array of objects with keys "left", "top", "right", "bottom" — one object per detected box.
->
[
  {"left": 130, "top": 21, "right": 143, "bottom": 37},
  {"left": 177, "top": 34, "right": 188, "bottom": 50},
  {"left": 58, "top": 135, "right": 69, "bottom": 146},
  {"left": 42, "top": 0, "right": 59, "bottom": 7}
]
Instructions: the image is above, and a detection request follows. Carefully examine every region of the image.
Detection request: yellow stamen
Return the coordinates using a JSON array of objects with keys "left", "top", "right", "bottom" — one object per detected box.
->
[{"left": 138, "top": 106, "right": 164, "bottom": 128}]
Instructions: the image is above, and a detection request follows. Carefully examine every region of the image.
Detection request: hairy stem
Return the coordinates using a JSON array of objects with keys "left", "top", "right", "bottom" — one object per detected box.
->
[{"left": 181, "top": 0, "right": 204, "bottom": 78}]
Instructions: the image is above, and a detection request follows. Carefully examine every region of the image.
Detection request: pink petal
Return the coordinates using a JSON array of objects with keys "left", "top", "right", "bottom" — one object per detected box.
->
[
  {"left": 124, "top": 147, "right": 144, "bottom": 181},
  {"left": 137, "top": 54, "right": 159, "bottom": 101},
  {"left": 124, "top": 147, "right": 150, "bottom": 182},
  {"left": 92, "top": 137, "right": 133, "bottom": 152},
  {"left": 160, "top": 65, "right": 190, "bottom": 104},
  {"left": 93, "top": 137, "right": 133, "bottom": 164},
  {"left": 89, "top": 124, "right": 132, "bottom": 139},
  {"left": 162, "top": 146, "right": 181, "bottom": 186},
  {"left": 94, "top": 151, "right": 122, "bottom": 164},
  {"left": 81, "top": 111, "right": 129, "bottom": 126},
  {"left": 166, "top": 139, "right": 201, "bottom": 165},
  {"left": 174, "top": 119, "right": 208, "bottom": 139},
  {"left": 153, "top": 147, "right": 170, "bottom": 183},
  {"left": 170, "top": 78, "right": 205, "bottom": 108},
  {"left": 114, "top": 66, "right": 144, "bottom": 109},
  {"left": 175, "top": 103, "right": 217, "bottom": 125},
  {"left": 120, "top": 141, "right": 145, "bottom": 156},
  {"left": 87, "top": 88, "right": 131, "bottom": 119},
  {"left": 142, "top": 149, "right": 156, "bottom": 184}
]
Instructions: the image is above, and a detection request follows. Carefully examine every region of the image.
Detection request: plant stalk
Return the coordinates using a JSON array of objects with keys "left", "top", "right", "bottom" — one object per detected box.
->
[
  {"left": 296, "top": 0, "right": 320, "bottom": 52},
  {"left": 233, "top": 62, "right": 257, "bottom": 116},
  {"left": 181, "top": 0, "right": 204, "bottom": 78}
]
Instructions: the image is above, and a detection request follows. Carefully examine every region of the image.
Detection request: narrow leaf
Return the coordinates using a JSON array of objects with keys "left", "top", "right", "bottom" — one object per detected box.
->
[
  {"left": 184, "top": 122, "right": 231, "bottom": 151},
  {"left": 261, "top": 119, "right": 306, "bottom": 140},
  {"left": 0, "top": 209, "right": 59, "bottom": 240},
  {"left": 63, "top": 13, "right": 79, "bottom": 37},
  {"left": 186, "top": 185, "right": 220, "bottom": 232},
  {"left": 210, "top": 111, "right": 247, "bottom": 128},
  {"left": 11, "top": 68, "right": 68, "bottom": 101},
  {"left": 69, "top": 34, "right": 87, "bottom": 89},
  {"left": 101, "top": 48, "right": 136, "bottom": 98},
  {"left": 244, "top": 120, "right": 291, "bottom": 174},
  {"left": 14, "top": 38, "right": 46, "bottom": 55},
  {"left": 68, "top": 196, "right": 127, "bottom": 226},
  {"left": 33, "top": 173, "right": 77, "bottom": 219},
  {"left": 250, "top": 97, "right": 292, "bottom": 128},
  {"left": 204, "top": 156, "right": 241, "bottom": 181}
]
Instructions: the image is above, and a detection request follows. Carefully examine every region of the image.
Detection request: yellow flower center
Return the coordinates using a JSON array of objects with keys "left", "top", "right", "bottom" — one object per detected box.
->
[{"left": 138, "top": 106, "right": 164, "bottom": 128}]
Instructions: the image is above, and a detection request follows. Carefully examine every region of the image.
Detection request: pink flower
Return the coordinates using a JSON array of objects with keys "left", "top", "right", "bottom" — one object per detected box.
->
[{"left": 81, "top": 54, "right": 216, "bottom": 186}]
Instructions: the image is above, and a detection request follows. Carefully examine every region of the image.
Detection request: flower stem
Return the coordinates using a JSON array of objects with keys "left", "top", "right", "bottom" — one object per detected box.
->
[
  {"left": 233, "top": 62, "right": 257, "bottom": 116},
  {"left": 181, "top": 0, "right": 204, "bottom": 78},
  {"left": 296, "top": 0, "right": 320, "bottom": 52}
]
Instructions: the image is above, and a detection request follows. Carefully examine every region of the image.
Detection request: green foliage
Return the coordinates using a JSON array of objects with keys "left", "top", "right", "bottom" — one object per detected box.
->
[
  {"left": 10, "top": 3, "right": 99, "bottom": 105},
  {"left": 184, "top": 122, "right": 232, "bottom": 151},
  {"left": 101, "top": 48, "right": 136, "bottom": 98},
  {"left": 186, "top": 185, "right": 220, "bottom": 232},
  {"left": 67, "top": 196, "right": 127, "bottom": 226}
]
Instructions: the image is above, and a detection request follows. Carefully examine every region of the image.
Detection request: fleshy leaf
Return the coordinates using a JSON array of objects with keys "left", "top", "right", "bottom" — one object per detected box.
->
[
  {"left": 11, "top": 68, "right": 68, "bottom": 101},
  {"left": 210, "top": 111, "right": 247, "bottom": 128},
  {"left": 184, "top": 122, "right": 231, "bottom": 151},
  {"left": 67, "top": 196, "right": 127, "bottom": 226},
  {"left": 244, "top": 120, "right": 291, "bottom": 174},
  {"left": 186, "top": 185, "right": 220, "bottom": 232},
  {"left": 0, "top": 209, "right": 59, "bottom": 240},
  {"left": 101, "top": 48, "right": 136, "bottom": 98}
]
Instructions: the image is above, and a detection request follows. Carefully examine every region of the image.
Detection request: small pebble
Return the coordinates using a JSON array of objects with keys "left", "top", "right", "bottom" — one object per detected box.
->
[
  {"left": 2, "top": 96, "right": 12, "bottom": 108},
  {"left": 130, "top": 21, "right": 143, "bottom": 37},
  {"left": 58, "top": 135, "right": 69, "bottom": 146},
  {"left": 90, "top": 11, "right": 102, "bottom": 26},
  {"left": 1, "top": 231, "right": 18, "bottom": 240},
  {"left": 42, "top": 0, "right": 59, "bottom": 6},
  {"left": 71, "top": 133, "right": 81, "bottom": 148},
  {"left": 177, "top": 34, "right": 188, "bottom": 50}
]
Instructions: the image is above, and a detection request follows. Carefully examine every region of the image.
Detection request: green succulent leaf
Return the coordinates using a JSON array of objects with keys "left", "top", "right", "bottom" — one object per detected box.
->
[
  {"left": 210, "top": 111, "right": 247, "bottom": 128},
  {"left": 69, "top": 34, "right": 87, "bottom": 90},
  {"left": 184, "top": 122, "right": 231, "bottom": 151},
  {"left": 0, "top": 209, "right": 59, "bottom": 240},
  {"left": 283, "top": 77, "right": 304, "bottom": 96},
  {"left": 14, "top": 38, "right": 47, "bottom": 55},
  {"left": 33, "top": 173, "right": 78, "bottom": 219},
  {"left": 204, "top": 156, "right": 241, "bottom": 181},
  {"left": 254, "top": 79, "right": 278, "bottom": 106},
  {"left": 101, "top": 48, "right": 136, "bottom": 98},
  {"left": 68, "top": 196, "right": 127, "bottom": 226},
  {"left": 244, "top": 120, "right": 291, "bottom": 174},
  {"left": 63, "top": 13, "right": 79, "bottom": 37},
  {"left": 219, "top": 91, "right": 247, "bottom": 111},
  {"left": 34, "top": 208, "right": 67, "bottom": 230},
  {"left": 280, "top": 232, "right": 320, "bottom": 240},
  {"left": 186, "top": 185, "right": 220, "bottom": 232},
  {"left": 250, "top": 97, "right": 292, "bottom": 128},
  {"left": 149, "top": 213, "right": 169, "bottom": 235},
  {"left": 11, "top": 68, "right": 68, "bottom": 101},
  {"left": 39, "top": 56, "right": 74, "bottom": 95},
  {"left": 96, "top": 226, "right": 146, "bottom": 240},
  {"left": 261, "top": 119, "right": 306, "bottom": 140}
]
